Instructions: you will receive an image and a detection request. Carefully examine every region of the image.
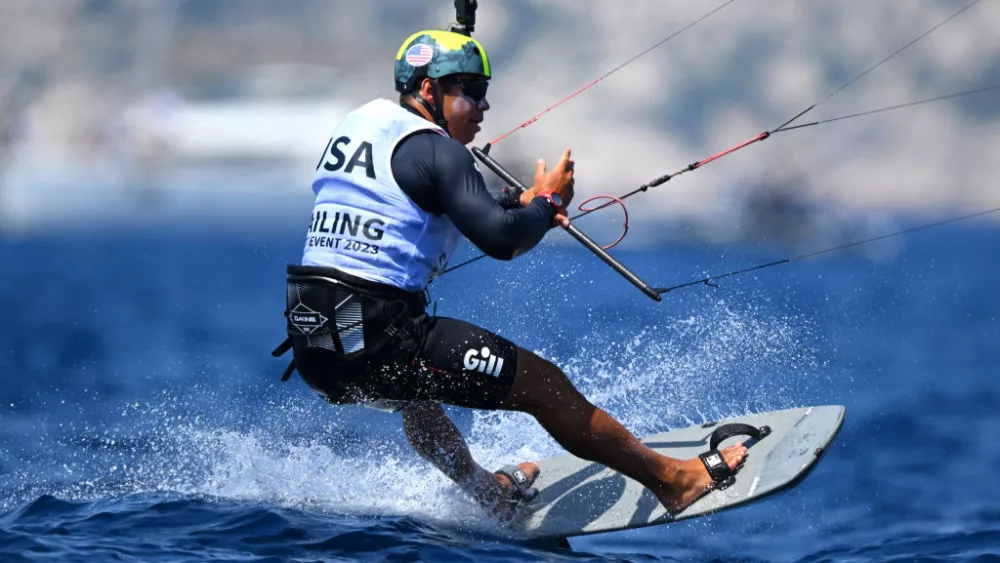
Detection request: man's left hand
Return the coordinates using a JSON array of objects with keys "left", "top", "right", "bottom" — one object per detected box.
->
[
  {"left": 519, "top": 186, "right": 539, "bottom": 206},
  {"left": 518, "top": 157, "right": 550, "bottom": 206}
]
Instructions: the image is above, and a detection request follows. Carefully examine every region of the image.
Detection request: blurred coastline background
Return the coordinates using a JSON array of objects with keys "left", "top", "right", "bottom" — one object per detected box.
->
[
  {"left": 2, "top": 3, "right": 1000, "bottom": 560},
  {"left": 1, "top": 0, "right": 998, "bottom": 243}
]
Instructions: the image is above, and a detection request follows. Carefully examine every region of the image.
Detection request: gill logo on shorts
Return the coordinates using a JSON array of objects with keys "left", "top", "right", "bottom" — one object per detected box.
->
[{"left": 463, "top": 347, "right": 504, "bottom": 378}]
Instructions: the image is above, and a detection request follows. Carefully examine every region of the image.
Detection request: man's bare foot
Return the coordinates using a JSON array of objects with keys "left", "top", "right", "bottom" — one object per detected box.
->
[
  {"left": 474, "top": 461, "right": 540, "bottom": 521},
  {"left": 655, "top": 443, "right": 748, "bottom": 513}
]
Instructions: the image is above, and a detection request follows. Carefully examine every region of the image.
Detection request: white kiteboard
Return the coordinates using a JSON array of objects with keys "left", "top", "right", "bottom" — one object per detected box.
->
[{"left": 506, "top": 405, "right": 845, "bottom": 541}]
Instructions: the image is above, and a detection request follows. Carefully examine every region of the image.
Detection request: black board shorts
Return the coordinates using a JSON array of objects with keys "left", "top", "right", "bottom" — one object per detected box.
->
[{"left": 284, "top": 265, "right": 519, "bottom": 411}]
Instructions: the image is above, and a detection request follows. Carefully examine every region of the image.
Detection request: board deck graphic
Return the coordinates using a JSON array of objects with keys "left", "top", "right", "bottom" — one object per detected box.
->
[{"left": 509, "top": 405, "right": 845, "bottom": 540}]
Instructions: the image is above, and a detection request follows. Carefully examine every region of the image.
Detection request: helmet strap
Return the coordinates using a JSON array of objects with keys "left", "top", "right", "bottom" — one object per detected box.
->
[{"left": 411, "top": 79, "right": 450, "bottom": 134}]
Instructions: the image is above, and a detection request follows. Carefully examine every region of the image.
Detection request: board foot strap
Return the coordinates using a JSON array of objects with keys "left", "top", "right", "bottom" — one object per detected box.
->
[
  {"left": 698, "top": 423, "right": 772, "bottom": 490},
  {"left": 495, "top": 465, "right": 539, "bottom": 502}
]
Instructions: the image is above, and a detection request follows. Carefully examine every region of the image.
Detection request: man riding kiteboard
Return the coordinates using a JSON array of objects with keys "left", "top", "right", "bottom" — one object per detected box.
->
[{"left": 274, "top": 27, "right": 747, "bottom": 520}]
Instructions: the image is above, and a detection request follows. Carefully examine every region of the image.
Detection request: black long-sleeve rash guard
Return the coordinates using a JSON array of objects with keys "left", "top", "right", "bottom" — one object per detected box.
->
[{"left": 390, "top": 130, "right": 556, "bottom": 261}]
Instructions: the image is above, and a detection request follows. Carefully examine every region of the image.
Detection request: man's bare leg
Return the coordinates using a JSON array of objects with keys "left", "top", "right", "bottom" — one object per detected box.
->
[
  {"left": 503, "top": 349, "right": 747, "bottom": 512},
  {"left": 400, "top": 401, "right": 537, "bottom": 514}
]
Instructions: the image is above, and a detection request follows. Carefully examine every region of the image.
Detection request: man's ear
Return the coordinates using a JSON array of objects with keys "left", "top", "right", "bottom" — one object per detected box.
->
[{"left": 417, "top": 78, "right": 436, "bottom": 107}]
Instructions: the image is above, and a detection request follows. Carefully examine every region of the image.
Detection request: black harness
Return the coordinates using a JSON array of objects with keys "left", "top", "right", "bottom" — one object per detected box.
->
[{"left": 272, "top": 265, "right": 427, "bottom": 383}]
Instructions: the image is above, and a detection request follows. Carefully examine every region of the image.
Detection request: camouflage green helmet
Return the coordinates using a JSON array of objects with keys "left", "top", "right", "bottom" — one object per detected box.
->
[{"left": 394, "top": 30, "right": 491, "bottom": 94}]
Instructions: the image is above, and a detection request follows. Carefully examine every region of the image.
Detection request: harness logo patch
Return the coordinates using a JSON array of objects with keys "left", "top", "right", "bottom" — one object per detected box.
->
[
  {"left": 463, "top": 346, "right": 505, "bottom": 378},
  {"left": 288, "top": 302, "right": 328, "bottom": 335}
]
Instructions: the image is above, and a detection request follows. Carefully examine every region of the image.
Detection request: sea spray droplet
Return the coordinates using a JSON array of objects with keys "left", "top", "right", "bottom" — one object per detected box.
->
[{"left": 470, "top": 298, "right": 822, "bottom": 445}]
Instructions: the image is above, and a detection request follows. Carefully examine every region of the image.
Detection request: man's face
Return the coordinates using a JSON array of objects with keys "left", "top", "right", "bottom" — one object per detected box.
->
[{"left": 439, "top": 74, "right": 490, "bottom": 144}]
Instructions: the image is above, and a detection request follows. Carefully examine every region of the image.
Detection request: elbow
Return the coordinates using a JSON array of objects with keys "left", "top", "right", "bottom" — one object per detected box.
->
[
  {"left": 461, "top": 219, "right": 546, "bottom": 260},
  {"left": 480, "top": 244, "right": 518, "bottom": 261},
  {"left": 469, "top": 235, "right": 521, "bottom": 260}
]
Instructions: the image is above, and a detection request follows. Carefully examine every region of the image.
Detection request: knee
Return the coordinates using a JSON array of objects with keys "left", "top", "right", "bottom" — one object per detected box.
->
[{"left": 506, "top": 349, "right": 586, "bottom": 413}]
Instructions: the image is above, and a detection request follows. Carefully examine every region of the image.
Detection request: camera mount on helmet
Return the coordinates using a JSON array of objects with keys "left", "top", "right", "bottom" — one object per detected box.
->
[{"left": 449, "top": 0, "right": 477, "bottom": 36}]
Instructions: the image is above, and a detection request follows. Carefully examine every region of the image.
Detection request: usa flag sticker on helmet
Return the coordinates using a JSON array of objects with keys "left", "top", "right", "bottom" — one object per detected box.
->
[{"left": 405, "top": 44, "right": 434, "bottom": 67}]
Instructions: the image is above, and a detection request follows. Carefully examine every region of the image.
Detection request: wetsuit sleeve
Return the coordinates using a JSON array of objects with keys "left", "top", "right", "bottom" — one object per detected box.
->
[{"left": 391, "top": 132, "right": 556, "bottom": 260}]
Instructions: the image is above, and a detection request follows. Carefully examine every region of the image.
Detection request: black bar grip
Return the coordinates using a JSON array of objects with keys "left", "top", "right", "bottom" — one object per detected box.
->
[
  {"left": 471, "top": 145, "right": 526, "bottom": 197},
  {"left": 472, "top": 145, "right": 661, "bottom": 302}
]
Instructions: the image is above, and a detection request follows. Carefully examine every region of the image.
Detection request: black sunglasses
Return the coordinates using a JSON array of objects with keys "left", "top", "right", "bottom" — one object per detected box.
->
[{"left": 442, "top": 77, "right": 489, "bottom": 102}]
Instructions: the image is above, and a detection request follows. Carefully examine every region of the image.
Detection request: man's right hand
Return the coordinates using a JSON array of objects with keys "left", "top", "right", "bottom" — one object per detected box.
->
[{"left": 528, "top": 148, "right": 575, "bottom": 212}]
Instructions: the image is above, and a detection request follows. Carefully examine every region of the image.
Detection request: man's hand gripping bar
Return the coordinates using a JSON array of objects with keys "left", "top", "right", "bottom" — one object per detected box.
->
[{"left": 471, "top": 144, "right": 662, "bottom": 302}]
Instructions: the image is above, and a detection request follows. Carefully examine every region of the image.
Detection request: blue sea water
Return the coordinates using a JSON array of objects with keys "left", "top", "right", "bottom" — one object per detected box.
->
[{"left": 1, "top": 216, "right": 999, "bottom": 562}]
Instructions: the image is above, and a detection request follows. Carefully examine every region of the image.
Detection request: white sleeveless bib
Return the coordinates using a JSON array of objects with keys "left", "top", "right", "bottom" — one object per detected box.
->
[{"left": 301, "top": 99, "right": 461, "bottom": 292}]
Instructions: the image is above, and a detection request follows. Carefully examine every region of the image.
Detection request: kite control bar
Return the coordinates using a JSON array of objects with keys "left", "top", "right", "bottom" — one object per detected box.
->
[
  {"left": 472, "top": 145, "right": 662, "bottom": 302},
  {"left": 449, "top": 0, "right": 659, "bottom": 301}
]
